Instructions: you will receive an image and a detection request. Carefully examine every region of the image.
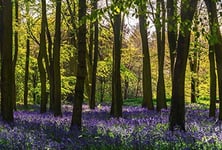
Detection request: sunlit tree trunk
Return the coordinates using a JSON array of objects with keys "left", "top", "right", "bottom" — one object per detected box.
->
[
  {"left": 139, "top": 0, "right": 154, "bottom": 110},
  {"left": 0, "top": 0, "right": 14, "bottom": 122},
  {"left": 53, "top": 0, "right": 62, "bottom": 117},
  {"left": 169, "top": 0, "right": 197, "bottom": 131},
  {"left": 70, "top": 0, "right": 87, "bottom": 130},
  {"left": 205, "top": 0, "right": 222, "bottom": 120}
]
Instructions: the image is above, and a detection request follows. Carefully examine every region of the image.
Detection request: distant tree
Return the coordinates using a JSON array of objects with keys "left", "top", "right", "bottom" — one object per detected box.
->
[
  {"left": 70, "top": 0, "right": 87, "bottom": 130},
  {"left": 205, "top": 0, "right": 222, "bottom": 120},
  {"left": 110, "top": 0, "right": 123, "bottom": 117},
  {"left": 169, "top": 0, "right": 198, "bottom": 131},
  {"left": 138, "top": 0, "right": 154, "bottom": 110},
  {"left": 38, "top": 0, "right": 48, "bottom": 113},
  {"left": 0, "top": 0, "right": 14, "bottom": 122},
  {"left": 188, "top": 14, "right": 200, "bottom": 103}
]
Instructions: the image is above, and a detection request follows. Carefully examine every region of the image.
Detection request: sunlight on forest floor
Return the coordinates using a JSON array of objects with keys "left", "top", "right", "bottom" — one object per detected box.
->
[{"left": 0, "top": 103, "right": 222, "bottom": 149}]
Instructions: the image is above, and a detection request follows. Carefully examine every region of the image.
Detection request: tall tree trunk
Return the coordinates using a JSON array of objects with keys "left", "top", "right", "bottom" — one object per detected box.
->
[
  {"left": 156, "top": 0, "right": 167, "bottom": 111},
  {"left": 167, "top": 0, "right": 177, "bottom": 81},
  {"left": 12, "top": 0, "right": 19, "bottom": 111},
  {"left": 0, "top": 0, "right": 14, "bottom": 122},
  {"left": 138, "top": 1, "right": 154, "bottom": 110},
  {"left": 188, "top": 15, "right": 200, "bottom": 103},
  {"left": 24, "top": 1, "right": 30, "bottom": 108},
  {"left": 38, "top": 0, "right": 48, "bottom": 113},
  {"left": 53, "top": 0, "right": 62, "bottom": 117},
  {"left": 90, "top": 0, "right": 99, "bottom": 109},
  {"left": 205, "top": 0, "right": 222, "bottom": 120},
  {"left": 208, "top": 45, "right": 216, "bottom": 117},
  {"left": 24, "top": 38, "right": 30, "bottom": 107},
  {"left": 169, "top": 0, "right": 197, "bottom": 131},
  {"left": 70, "top": 0, "right": 87, "bottom": 130},
  {"left": 110, "top": 2, "right": 123, "bottom": 117}
]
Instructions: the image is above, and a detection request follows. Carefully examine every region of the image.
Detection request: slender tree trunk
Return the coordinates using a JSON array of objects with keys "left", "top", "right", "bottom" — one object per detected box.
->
[
  {"left": 110, "top": 3, "right": 123, "bottom": 117},
  {"left": 24, "top": 38, "right": 30, "bottom": 107},
  {"left": 24, "top": 2, "right": 30, "bottom": 108},
  {"left": 208, "top": 45, "right": 216, "bottom": 117},
  {"left": 12, "top": 0, "right": 19, "bottom": 111},
  {"left": 38, "top": 0, "right": 48, "bottom": 113},
  {"left": 70, "top": 0, "right": 87, "bottom": 130},
  {"left": 53, "top": 0, "right": 62, "bottom": 117},
  {"left": 205, "top": 0, "right": 222, "bottom": 120},
  {"left": 156, "top": 0, "right": 167, "bottom": 111},
  {"left": 90, "top": 0, "right": 99, "bottom": 109},
  {"left": 169, "top": 0, "right": 197, "bottom": 131},
  {"left": 139, "top": 1, "right": 154, "bottom": 110},
  {"left": 0, "top": 0, "right": 14, "bottom": 122},
  {"left": 167, "top": 0, "right": 177, "bottom": 81}
]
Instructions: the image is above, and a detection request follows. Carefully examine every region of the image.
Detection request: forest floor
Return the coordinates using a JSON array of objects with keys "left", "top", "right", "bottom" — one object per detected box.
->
[{"left": 0, "top": 101, "right": 222, "bottom": 149}]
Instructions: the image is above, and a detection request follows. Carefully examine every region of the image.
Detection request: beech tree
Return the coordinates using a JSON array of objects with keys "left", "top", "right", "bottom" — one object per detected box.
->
[
  {"left": 70, "top": 0, "right": 87, "bottom": 130},
  {"left": 53, "top": 0, "right": 62, "bottom": 117},
  {"left": 169, "top": 0, "right": 198, "bottom": 131},
  {"left": 205, "top": 0, "right": 222, "bottom": 120},
  {"left": 38, "top": 0, "right": 48, "bottom": 113},
  {"left": 110, "top": 0, "right": 124, "bottom": 117},
  {"left": 0, "top": 0, "right": 14, "bottom": 122},
  {"left": 138, "top": 0, "right": 154, "bottom": 110}
]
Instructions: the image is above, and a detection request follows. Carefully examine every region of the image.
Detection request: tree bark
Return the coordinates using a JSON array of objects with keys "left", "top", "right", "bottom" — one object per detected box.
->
[
  {"left": 156, "top": 0, "right": 167, "bottom": 111},
  {"left": 24, "top": 1, "right": 30, "bottom": 108},
  {"left": 53, "top": 0, "right": 62, "bottom": 117},
  {"left": 110, "top": 2, "right": 123, "bottom": 117},
  {"left": 90, "top": 0, "right": 99, "bottom": 109},
  {"left": 12, "top": 0, "right": 19, "bottom": 110},
  {"left": 0, "top": 0, "right": 14, "bottom": 122},
  {"left": 205, "top": 0, "right": 222, "bottom": 120},
  {"left": 139, "top": 0, "right": 154, "bottom": 110},
  {"left": 70, "top": 0, "right": 87, "bottom": 130},
  {"left": 167, "top": 0, "right": 177, "bottom": 80},
  {"left": 38, "top": 0, "right": 48, "bottom": 113},
  {"left": 208, "top": 45, "right": 216, "bottom": 117},
  {"left": 169, "top": 0, "right": 197, "bottom": 131}
]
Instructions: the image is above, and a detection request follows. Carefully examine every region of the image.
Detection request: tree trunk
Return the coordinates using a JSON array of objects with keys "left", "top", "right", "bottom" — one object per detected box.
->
[
  {"left": 0, "top": 0, "right": 14, "bottom": 122},
  {"left": 90, "top": 0, "right": 99, "bottom": 109},
  {"left": 167, "top": 0, "right": 177, "bottom": 81},
  {"left": 156, "top": 0, "right": 167, "bottom": 111},
  {"left": 38, "top": 0, "right": 48, "bottom": 113},
  {"left": 24, "top": 2, "right": 31, "bottom": 108},
  {"left": 139, "top": 1, "right": 154, "bottom": 110},
  {"left": 205, "top": 0, "right": 222, "bottom": 120},
  {"left": 110, "top": 4, "right": 123, "bottom": 117},
  {"left": 53, "top": 0, "right": 62, "bottom": 117},
  {"left": 24, "top": 38, "right": 30, "bottom": 107},
  {"left": 169, "top": 0, "right": 197, "bottom": 131},
  {"left": 70, "top": 0, "right": 87, "bottom": 130},
  {"left": 208, "top": 45, "right": 216, "bottom": 117},
  {"left": 12, "top": 0, "right": 19, "bottom": 111}
]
